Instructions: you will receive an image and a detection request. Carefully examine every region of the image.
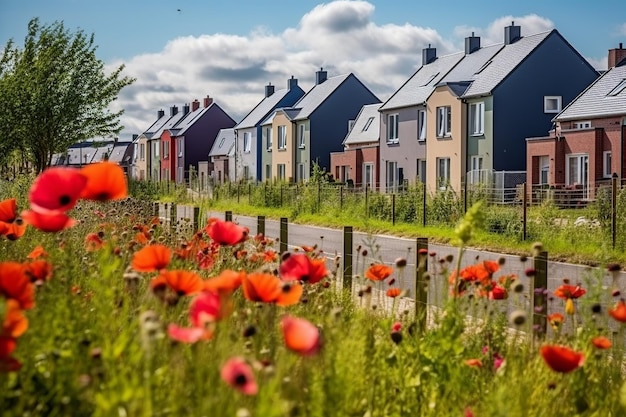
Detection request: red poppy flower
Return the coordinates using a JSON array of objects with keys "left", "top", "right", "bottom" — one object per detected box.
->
[
  {"left": 279, "top": 253, "right": 329, "bottom": 284},
  {"left": 591, "top": 336, "right": 612, "bottom": 349},
  {"left": 275, "top": 282, "right": 303, "bottom": 306},
  {"left": 540, "top": 345, "right": 585, "bottom": 373},
  {"left": 85, "top": 233, "right": 104, "bottom": 251},
  {"left": 189, "top": 291, "right": 223, "bottom": 326},
  {"left": 220, "top": 357, "right": 258, "bottom": 395},
  {"left": 0, "top": 336, "right": 17, "bottom": 358},
  {"left": 365, "top": 264, "right": 393, "bottom": 281},
  {"left": 167, "top": 325, "right": 209, "bottom": 344},
  {"left": 79, "top": 162, "right": 128, "bottom": 201},
  {"left": 0, "top": 262, "right": 34, "bottom": 309},
  {"left": 204, "top": 270, "right": 244, "bottom": 293},
  {"left": 2, "top": 299, "right": 28, "bottom": 338},
  {"left": 553, "top": 284, "right": 586, "bottom": 300},
  {"left": 28, "top": 167, "right": 87, "bottom": 212},
  {"left": 0, "top": 199, "right": 18, "bottom": 223},
  {"left": 242, "top": 273, "right": 282, "bottom": 303},
  {"left": 386, "top": 288, "right": 401, "bottom": 298},
  {"left": 548, "top": 313, "right": 565, "bottom": 329},
  {"left": 205, "top": 218, "right": 248, "bottom": 246},
  {"left": 489, "top": 286, "right": 507, "bottom": 300},
  {"left": 131, "top": 244, "right": 172, "bottom": 272},
  {"left": 1, "top": 220, "right": 27, "bottom": 240},
  {"left": 150, "top": 270, "right": 203, "bottom": 296},
  {"left": 281, "top": 315, "right": 321, "bottom": 356},
  {"left": 464, "top": 358, "right": 483, "bottom": 368},
  {"left": 21, "top": 209, "right": 77, "bottom": 233},
  {"left": 24, "top": 260, "right": 53, "bottom": 283},
  {"left": 27, "top": 245, "right": 47, "bottom": 259},
  {"left": 609, "top": 300, "right": 626, "bottom": 322}
]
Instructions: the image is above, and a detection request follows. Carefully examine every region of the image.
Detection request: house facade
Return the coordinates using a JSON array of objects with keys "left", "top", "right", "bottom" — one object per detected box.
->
[
  {"left": 330, "top": 103, "right": 381, "bottom": 188},
  {"left": 234, "top": 77, "right": 305, "bottom": 182},
  {"left": 526, "top": 44, "right": 626, "bottom": 200},
  {"left": 209, "top": 128, "right": 235, "bottom": 184}
]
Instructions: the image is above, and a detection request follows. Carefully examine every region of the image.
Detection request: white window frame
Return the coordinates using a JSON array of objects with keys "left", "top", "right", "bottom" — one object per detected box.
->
[
  {"left": 566, "top": 153, "right": 589, "bottom": 186},
  {"left": 470, "top": 102, "right": 485, "bottom": 136},
  {"left": 153, "top": 141, "right": 159, "bottom": 158},
  {"left": 539, "top": 155, "right": 549, "bottom": 185},
  {"left": 162, "top": 141, "right": 169, "bottom": 159},
  {"left": 243, "top": 132, "right": 251, "bottom": 153},
  {"left": 436, "top": 157, "right": 451, "bottom": 190},
  {"left": 362, "top": 117, "right": 374, "bottom": 132},
  {"left": 139, "top": 143, "right": 145, "bottom": 161},
  {"left": 386, "top": 160, "right": 398, "bottom": 193},
  {"left": 603, "top": 151, "right": 612, "bottom": 178},
  {"left": 573, "top": 121, "right": 591, "bottom": 129},
  {"left": 436, "top": 106, "right": 451, "bottom": 137},
  {"left": 544, "top": 96, "right": 562, "bottom": 113},
  {"left": 363, "top": 162, "right": 375, "bottom": 189},
  {"left": 278, "top": 125, "right": 287, "bottom": 150},
  {"left": 298, "top": 124, "right": 305, "bottom": 148},
  {"left": 265, "top": 127, "right": 272, "bottom": 151},
  {"left": 387, "top": 114, "right": 399, "bottom": 143},
  {"left": 178, "top": 138, "right": 184, "bottom": 158},
  {"left": 418, "top": 110, "right": 426, "bottom": 141}
]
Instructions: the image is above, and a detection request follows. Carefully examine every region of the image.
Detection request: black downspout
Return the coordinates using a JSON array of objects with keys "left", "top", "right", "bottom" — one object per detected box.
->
[
  {"left": 621, "top": 120, "right": 624, "bottom": 181},
  {"left": 463, "top": 98, "right": 469, "bottom": 213}
]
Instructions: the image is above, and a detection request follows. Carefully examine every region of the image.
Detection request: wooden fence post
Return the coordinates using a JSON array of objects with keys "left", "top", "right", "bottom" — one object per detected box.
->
[
  {"left": 415, "top": 237, "right": 429, "bottom": 332},
  {"left": 279, "top": 217, "right": 288, "bottom": 253},
  {"left": 523, "top": 182, "right": 528, "bottom": 241},
  {"left": 343, "top": 226, "right": 353, "bottom": 291},
  {"left": 533, "top": 250, "right": 548, "bottom": 338},
  {"left": 612, "top": 173, "right": 618, "bottom": 249},
  {"left": 257, "top": 215, "right": 265, "bottom": 236},
  {"left": 193, "top": 206, "right": 200, "bottom": 231},
  {"left": 225, "top": 211, "right": 232, "bottom": 222},
  {"left": 392, "top": 194, "right": 396, "bottom": 225},
  {"left": 169, "top": 203, "right": 176, "bottom": 232}
]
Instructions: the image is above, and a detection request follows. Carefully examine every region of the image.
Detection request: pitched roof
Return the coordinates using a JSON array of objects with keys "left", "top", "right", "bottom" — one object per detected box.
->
[
  {"left": 462, "top": 30, "right": 553, "bottom": 98},
  {"left": 343, "top": 103, "right": 382, "bottom": 146},
  {"left": 555, "top": 64, "right": 626, "bottom": 121},
  {"left": 437, "top": 43, "right": 503, "bottom": 94},
  {"left": 259, "top": 107, "right": 302, "bottom": 125},
  {"left": 379, "top": 52, "right": 464, "bottom": 111},
  {"left": 142, "top": 113, "right": 171, "bottom": 137},
  {"left": 171, "top": 104, "right": 216, "bottom": 136},
  {"left": 236, "top": 86, "right": 303, "bottom": 129},
  {"left": 209, "top": 128, "right": 235, "bottom": 157},
  {"left": 292, "top": 73, "right": 352, "bottom": 120},
  {"left": 149, "top": 109, "right": 188, "bottom": 140}
]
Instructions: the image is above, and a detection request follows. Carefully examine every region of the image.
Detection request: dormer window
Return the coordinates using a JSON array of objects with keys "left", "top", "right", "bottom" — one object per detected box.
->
[{"left": 607, "top": 79, "right": 626, "bottom": 97}]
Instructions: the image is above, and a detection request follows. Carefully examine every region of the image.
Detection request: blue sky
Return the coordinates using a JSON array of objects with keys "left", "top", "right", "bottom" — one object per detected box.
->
[{"left": 1, "top": 0, "right": 625, "bottom": 140}]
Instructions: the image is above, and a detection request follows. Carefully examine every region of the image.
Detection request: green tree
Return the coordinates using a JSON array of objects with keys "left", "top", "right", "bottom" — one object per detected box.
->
[{"left": 0, "top": 18, "right": 135, "bottom": 173}]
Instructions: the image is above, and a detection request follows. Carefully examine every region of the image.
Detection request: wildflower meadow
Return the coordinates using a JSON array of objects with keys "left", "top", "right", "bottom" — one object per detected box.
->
[{"left": 2, "top": 164, "right": 626, "bottom": 416}]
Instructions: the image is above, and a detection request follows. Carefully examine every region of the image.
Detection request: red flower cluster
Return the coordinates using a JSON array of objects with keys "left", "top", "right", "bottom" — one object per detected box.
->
[{"left": 448, "top": 260, "right": 510, "bottom": 299}]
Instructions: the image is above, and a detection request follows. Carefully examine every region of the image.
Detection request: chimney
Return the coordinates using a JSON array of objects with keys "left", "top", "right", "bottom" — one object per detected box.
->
[
  {"left": 157, "top": 109, "right": 165, "bottom": 119},
  {"left": 203, "top": 95, "right": 213, "bottom": 108},
  {"left": 315, "top": 67, "right": 327, "bottom": 85},
  {"left": 608, "top": 42, "right": 626, "bottom": 68},
  {"left": 288, "top": 75, "right": 298, "bottom": 90},
  {"left": 465, "top": 32, "right": 481, "bottom": 55},
  {"left": 191, "top": 99, "right": 200, "bottom": 111},
  {"left": 170, "top": 105, "right": 178, "bottom": 116},
  {"left": 504, "top": 21, "right": 521, "bottom": 45},
  {"left": 422, "top": 44, "right": 437, "bottom": 65},
  {"left": 183, "top": 103, "right": 190, "bottom": 115},
  {"left": 265, "top": 82, "right": 275, "bottom": 98}
]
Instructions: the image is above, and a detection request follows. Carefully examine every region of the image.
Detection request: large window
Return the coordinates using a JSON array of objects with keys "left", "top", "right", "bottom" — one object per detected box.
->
[
  {"left": 544, "top": 96, "right": 562, "bottom": 113},
  {"left": 566, "top": 154, "right": 588, "bottom": 187},
  {"left": 265, "top": 127, "right": 272, "bottom": 150},
  {"left": 436, "top": 106, "right": 451, "bottom": 137},
  {"left": 363, "top": 163, "right": 374, "bottom": 189},
  {"left": 277, "top": 164, "right": 286, "bottom": 181},
  {"left": 278, "top": 125, "right": 287, "bottom": 150},
  {"left": 539, "top": 156, "right": 549, "bottom": 185},
  {"left": 470, "top": 102, "right": 484, "bottom": 135},
  {"left": 298, "top": 124, "right": 305, "bottom": 148},
  {"left": 153, "top": 141, "right": 159, "bottom": 157},
  {"left": 387, "top": 114, "right": 399, "bottom": 143},
  {"left": 436, "top": 157, "right": 450, "bottom": 189},
  {"left": 386, "top": 161, "right": 398, "bottom": 193},
  {"left": 604, "top": 151, "right": 612, "bottom": 178},
  {"left": 416, "top": 159, "right": 426, "bottom": 183},
  {"left": 139, "top": 143, "right": 145, "bottom": 161},
  {"left": 418, "top": 110, "right": 426, "bottom": 141},
  {"left": 243, "top": 132, "right": 251, "bottom": 153}
]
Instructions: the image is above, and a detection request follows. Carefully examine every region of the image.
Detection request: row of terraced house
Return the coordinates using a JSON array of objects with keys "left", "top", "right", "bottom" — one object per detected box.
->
[{"left": 57, "top": 23, "right": 626, "bottom": 201}]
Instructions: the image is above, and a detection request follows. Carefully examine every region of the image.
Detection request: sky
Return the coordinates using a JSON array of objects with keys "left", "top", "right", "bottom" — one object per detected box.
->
[{"left": 1, "top": 0, "right": 625, "bottom": 141}]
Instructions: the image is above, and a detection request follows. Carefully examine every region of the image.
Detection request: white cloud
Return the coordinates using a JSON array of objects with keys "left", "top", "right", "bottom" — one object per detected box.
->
[
  {"left": 618, "top": 22, "right": 626, "bottom": 36},
  {"left": 585, "top": 56, "right": 607, "bottom": 71},
  {"left": 108, "top": 3, "right": 560, "bottom": 141}
]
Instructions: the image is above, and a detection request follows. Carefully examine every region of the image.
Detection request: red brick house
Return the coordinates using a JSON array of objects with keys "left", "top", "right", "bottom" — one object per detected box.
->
[
  {"left": 526, "top": 44, "right": 626, "bottom": 202},
  {"left": 330, "top": 103, "right": 381, "bottom": 188}
]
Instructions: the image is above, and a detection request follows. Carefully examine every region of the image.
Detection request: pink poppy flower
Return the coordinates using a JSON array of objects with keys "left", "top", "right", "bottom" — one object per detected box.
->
[{"left": 220, "top": 357, "right": 258, "bottom": 395}]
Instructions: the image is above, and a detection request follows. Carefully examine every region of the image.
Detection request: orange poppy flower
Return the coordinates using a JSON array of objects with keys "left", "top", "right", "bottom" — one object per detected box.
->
[
  {"left": 205, "top": 218, "right": 248, "bottom": 246},
  {"left": 0, "top": 199, "right": 18, "bottom": 223},
  {"left": 150, "top": 270, "right": 203, "bottom": 296},
  {"left": 365, "top": 264, "right": 393, "bottom": 281},
  {"left": 279, "top": 253, "right": 329, "bottom": 284},
  {"left": 27, "top": 245, "right": 47, "bottom": 259},
  {"left": 0, "top": 262, "right": 34, "bottom": 310},
  {"left": 85, "top": 233, "right": 104, "bottom": 251},
  {"left": 28, "top": 167, "right": 87, "bottom": 212},
  {"left": 134, "top": 232, "right": 149, "bottom": 245},
  {"left": 262, "top": 250, "right": 278, "bottom": 263},
  {"left": 2, "top": 299, "right": 28, "bottom": 338},
  {"left": 21, "top": 209, "right": 77, "bottom": 233},
  {"left": 386, "top": 288, "right": 401, "bottom": 298},
  {"left": 242, "top": 273, "right": 282, "bottom": 303},
  {"left": 275, "top": 282, "right": 303, "bottom": 306},
  {"left": 204, "top": 269, "right": 244, "bottom": 293},
  {"left": 1, "top": 220, "right": 27, "bottom": 241},
  {"left": 24, "top": 260, "right": 53, "bottom": 282},
  {"left": 281, "top": 315, "right": 321, "bottom": 356},
  {"left": 609, "top": 300, "right": 626, "bottom": 322},
  {"left": 79, "top": 162, "right": 128, "bottom": 201},
  {"left": 464, "top": 358, "right": 483, "bottom": 368},
  {"left": 591, "top": 336, "right": 612, "bottom": 349},
  {"left": 553, "top": 284, "right": 586, "bottom": 300},
  {"left": 540, "top": 345, "right": 585, "bottom": 373},
  {"left": 131, "top": 244, "right": 172, "bottom": 272},
  {"left": 548, "top": 313, "right": 565, "bottom": 329}
]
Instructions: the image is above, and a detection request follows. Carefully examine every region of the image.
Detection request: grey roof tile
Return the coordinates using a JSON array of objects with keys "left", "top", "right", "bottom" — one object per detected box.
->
[
  {"left": 236, "top": 87, "right": 301, "bottom": 129},
  {"left": 209, "top": 128, "right": 235, "bottom": 157},
  {"left": 556, "top": 64, "right": 626, "bottom": 121},
  {"left": 343, "top": 103, "right": 382, "bottom": 146},
  {"left": 463, "top": 30, "right": 553, "bottom": 98},
  {"left": 149, "top": 110, "right": 187, "bottom": 139},
  {"left": 380, "top": 52, "right": 464, "bottom": 111},
  {"left": 292, "top": 74, "right": 351, "bottom": 119},
  {"left": 438, "top": 44, "right": 503, "bottom": 85}
]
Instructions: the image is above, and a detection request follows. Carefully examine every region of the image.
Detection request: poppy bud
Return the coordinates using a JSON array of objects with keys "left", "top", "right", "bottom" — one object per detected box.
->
[
  {"left": 390, "top": 331, "right": 402, "bottom": 345},
  {"left": 565, "top": 298, "right": 575, "bottom": 315}
]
